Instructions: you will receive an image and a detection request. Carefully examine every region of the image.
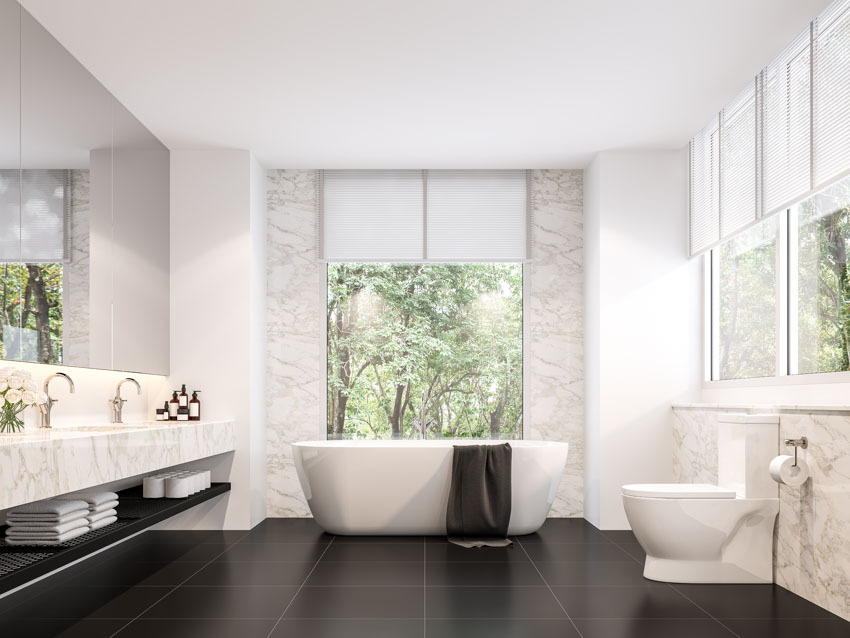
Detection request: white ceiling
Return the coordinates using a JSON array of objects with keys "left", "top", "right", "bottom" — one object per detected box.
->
[{"left": 20, "top": 0, "right": 831, "bottom": 168}]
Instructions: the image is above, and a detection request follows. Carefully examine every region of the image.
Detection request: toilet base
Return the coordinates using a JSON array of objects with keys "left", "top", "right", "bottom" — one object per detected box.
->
[{"left": 643, "top": 556, "right": 773, "bottom": 584}]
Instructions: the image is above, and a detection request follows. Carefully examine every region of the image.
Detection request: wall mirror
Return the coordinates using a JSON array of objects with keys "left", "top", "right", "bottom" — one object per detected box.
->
[{"left": 0, "top": 0, "right": 169, "bottom": 375}]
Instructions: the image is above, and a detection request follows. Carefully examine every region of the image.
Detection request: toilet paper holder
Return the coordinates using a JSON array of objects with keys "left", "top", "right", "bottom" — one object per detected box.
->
[{"left": 784, "top": 437, "right": 808, "bottom": 466}]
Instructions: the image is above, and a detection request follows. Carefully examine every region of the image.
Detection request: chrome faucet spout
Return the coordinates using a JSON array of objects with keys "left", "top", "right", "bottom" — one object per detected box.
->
[
  {"left": 41, "top": 372, "right": 75, "bottom": 429},
  {"left": 112, "top": 377, "right": 141, "bottom": 424}
]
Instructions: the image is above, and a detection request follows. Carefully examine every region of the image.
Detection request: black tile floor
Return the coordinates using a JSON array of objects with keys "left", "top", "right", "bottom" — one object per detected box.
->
[{"left": 0, "top": 518, "right": 847, "bottom": 637}]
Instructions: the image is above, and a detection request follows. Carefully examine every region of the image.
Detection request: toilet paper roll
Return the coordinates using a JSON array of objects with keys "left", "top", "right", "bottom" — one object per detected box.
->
[
  {"left": 769, "top": 455, "right": 809, "bottom": 486},
  {"left": 143, "top": 477, "right": 165, "bottom": 499},
  {"left": 165, "top": 476, "right": 190, "bottom": 498}
]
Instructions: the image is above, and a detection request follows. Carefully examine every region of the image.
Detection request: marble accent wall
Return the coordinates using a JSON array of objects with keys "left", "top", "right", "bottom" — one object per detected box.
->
[
  {"left": 265, "top": 169, "right": 585, "bottom": 518},
  {"left": 672, "top": 406, "right": 850, "bottom": 621},
  {"left": 62, "top": 169, "right": 90, "bottom": 367},
  {"left": 266, "top": 170, "right": 323, "bottom": 517},
  {"left": 525, "top": 169, "right": 584, "bottom": 516}
]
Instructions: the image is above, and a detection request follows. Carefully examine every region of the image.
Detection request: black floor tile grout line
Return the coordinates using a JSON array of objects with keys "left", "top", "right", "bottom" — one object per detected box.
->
[
  {"left": 515, "top": 536, "right": 586, "bottom": 638},
  {"left": 107, "top": 528, "right": 253, "bottom": 637},
  {"left": 603, "top": 534, "right": 742, "bottom": 638},
  {"left": 264, "top": 535, "right": 337, "bottom": 638}
]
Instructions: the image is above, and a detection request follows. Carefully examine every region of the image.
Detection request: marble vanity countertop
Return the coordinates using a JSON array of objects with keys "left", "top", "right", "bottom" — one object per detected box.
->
[
  {"left": 0, "top": 420, "right": 235, "bottom": 511},
  {"left": 672, "top": 402, "right": 850, "bottom": 414}
]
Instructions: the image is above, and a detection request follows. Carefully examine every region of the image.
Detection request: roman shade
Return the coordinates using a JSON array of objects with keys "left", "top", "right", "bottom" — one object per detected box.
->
[
  {"left": 0, "top": 169, "right": 70, "bottom": 262},
  {"left": 688, "top": 0, "right": 850, "bottom": 256},
  {"left": 319, "top": 169, "right": 530, "bottom": 262}
]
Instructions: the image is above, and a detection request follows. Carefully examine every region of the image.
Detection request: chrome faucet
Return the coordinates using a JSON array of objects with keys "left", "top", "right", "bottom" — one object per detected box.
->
[
  {"left": 112, "top": 377, "right": 141, "bottom": 424},
  {"left": 40, "top": 372, "right": 75, "bottom": 429}
]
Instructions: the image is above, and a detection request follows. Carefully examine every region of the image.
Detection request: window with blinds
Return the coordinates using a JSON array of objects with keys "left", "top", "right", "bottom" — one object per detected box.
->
[
  {"left": 0, "top": 169, "right": 70, "bottom": 262},
  {"left": 319, "top": 169, "right": 529, "bottom": 262},
  {"left": 689, "top": 0, "right": 850, "bottom": 256}
]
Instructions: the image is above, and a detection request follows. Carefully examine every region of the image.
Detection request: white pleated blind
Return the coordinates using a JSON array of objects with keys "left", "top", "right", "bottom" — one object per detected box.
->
[
  {"left": 688, "top": 0, "right": 850, "bottom": 257},
  {"left": 813, "top": 0, "right": 850, "bottom": 188},
  {"left": 0, "top": 169, "right": 70, "bottom": 262},
  {"left": 320, "top": 169, "right": 529, "bottom": 262},
  {"left": 320, "top": 170, "right": 424, "bottom": 261},
  {"left": 426, "top": 170, "right": 527, "bottom": 261},
  {"left": 720, "top": 81, "right": 759, "bottom": 237},
  {"left": 689, "top": 118, "right": 720, "bottom": 255},
  {"left": 762, "top": 27, "right": 811, "bottom": 215}
]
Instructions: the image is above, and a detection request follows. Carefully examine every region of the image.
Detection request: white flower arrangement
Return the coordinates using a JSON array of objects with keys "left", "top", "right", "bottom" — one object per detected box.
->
[{"left": 0, "top": 368, "right": 48, "bottom": 433}]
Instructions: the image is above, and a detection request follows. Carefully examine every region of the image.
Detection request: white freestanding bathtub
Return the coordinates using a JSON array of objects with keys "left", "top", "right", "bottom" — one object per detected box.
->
[{"left": 292, "top": 440, "right": 569, "bottom": 535}]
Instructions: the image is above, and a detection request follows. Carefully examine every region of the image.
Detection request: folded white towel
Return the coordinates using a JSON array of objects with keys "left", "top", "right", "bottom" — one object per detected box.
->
[
  {"left": 8, "top": 499, "right": 88, "bottom": 517},
  {"left": 89, "top": 500, "right": 119, "bottom": 514},
  {"left": 88, "top": 516, "right": 117, "bottom": 531},
  {"left": 5, "top": 526, "right": 88, "bottom": 545},
  {"left": 87, "top": 509, "right": 117, "bottom": 524},
  {"left": 6, "top": 518, "right": 89, "bottom": 536},
  {"left": 56, "top": 491, "right": 119, "bottom": 507},
  {"left": 6, "top": 509, "right": 89, "bottom": 525}
]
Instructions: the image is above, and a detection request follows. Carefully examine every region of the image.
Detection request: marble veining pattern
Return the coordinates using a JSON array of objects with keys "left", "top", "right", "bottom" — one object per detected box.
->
[
  {"left": 265, "top": 170, "right": 324, "bottom": 517},
  {"left": 63, "top": 169, "right": 90, "bottom": 367},
  {"left": 525, "top": 169, "right": 584, "bottom": 516},
  {"left": 672, "top": 406, "right": 850, "bottom": 621},
  {"left": 0, "top": 420, "right": 235, "bottom": 511},
  {"left": 265, "top": 169, "right": 585, "bottom": 518}
]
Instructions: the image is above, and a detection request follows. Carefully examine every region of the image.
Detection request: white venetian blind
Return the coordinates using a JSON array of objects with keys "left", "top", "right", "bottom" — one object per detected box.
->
[
  {"left": 0, "top": 169, "right": 70, "bottom": 262},
  {"left": 719, "top": 81, "right": 759, "bottom": 237},
  {"left": 689, "top": 118, "right": 720, "bottom": 255},
  {"left": 761, "top": 27, "right": 812, "bottom": 215},
  {"left": 320, "top": 169, "right": 529, "bottom": 262},
  {"left": 320, "top": 170, "right": 424, "bottom": 261},
  {"left": 813, "top": 0, "right": 850, "bottom": 189},
  {"left": 426, "top": 170, "right": 528, "bottom": 261}
]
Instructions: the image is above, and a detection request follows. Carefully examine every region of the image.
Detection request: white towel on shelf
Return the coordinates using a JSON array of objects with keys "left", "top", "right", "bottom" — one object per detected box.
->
[
  {"left": 87, "top": 509, "right": 117, "bottom": 524},
  {"left": 5, "top": 526, "right": 88, "bottom": 545},
  {"left": 7, "top": 499, "right": 88, "bottom": 517},
  {"left": 89, "top": 500, "right": 119, "bottom": 514},
  {"left": 6, "top": 509, "right": 89, "bottom": 525},
  {"left": 88, "top": 516, "right": 117, "bottom": 531},
  {"left": 56, "top": 491, "right": 119, "bottom": 508},
  {"left": 6, "top": 518, "right": 89, "bottom": 536}
]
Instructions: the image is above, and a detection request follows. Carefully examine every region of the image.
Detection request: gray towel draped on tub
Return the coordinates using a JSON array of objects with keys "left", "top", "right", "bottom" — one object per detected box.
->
[{"left": 446, "top": 443, "right": 513, "bottom": 548}]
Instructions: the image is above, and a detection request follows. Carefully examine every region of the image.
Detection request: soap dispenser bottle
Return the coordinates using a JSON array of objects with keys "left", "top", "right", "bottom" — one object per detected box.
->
[
  {"left": 178, "top": 384, "right": 189, "bottom": 409},
  {"left": 169, "top": 391, "right": 179, "bottom": 420},
  {"left": 189, "top": 391, "right": 201, "bottom": 421}
]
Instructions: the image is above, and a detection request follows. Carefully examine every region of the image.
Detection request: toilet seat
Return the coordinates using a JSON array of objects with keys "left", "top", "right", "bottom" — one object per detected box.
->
[{"left": 622, "top": 484, "right": 736, "bottom": 499}]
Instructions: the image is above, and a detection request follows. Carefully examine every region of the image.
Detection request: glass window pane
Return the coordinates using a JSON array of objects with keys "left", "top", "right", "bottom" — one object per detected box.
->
[
  {"left": 795, "top": 175, "right": 850, "bottom": 374},
  {"left": 716, "top": 217, "right": 778, "bottom": 380},
  {"left": 327, "top": 263, "right": 523, "bottom": 440}
]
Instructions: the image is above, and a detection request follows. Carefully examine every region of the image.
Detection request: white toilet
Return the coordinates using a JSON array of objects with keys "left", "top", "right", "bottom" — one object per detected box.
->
[{"left": 622, "top": 413, "right": 780, "bottom": 584}]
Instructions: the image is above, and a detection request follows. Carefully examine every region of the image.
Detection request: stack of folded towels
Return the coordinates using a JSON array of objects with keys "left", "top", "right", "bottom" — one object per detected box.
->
[
  {"left": 57, "top": 491, "right": 119, "bottom": 531},
  {"left": 4, "top": 499, "right": 90, "bottom": 546},
  {"left": 3, "top": 491, "right": 119, "bottom": 546}
]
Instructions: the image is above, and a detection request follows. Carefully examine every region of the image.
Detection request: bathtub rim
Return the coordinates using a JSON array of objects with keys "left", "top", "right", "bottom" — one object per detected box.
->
[{"left": 292, "top": 439, "right": 568, "bottom": 449}]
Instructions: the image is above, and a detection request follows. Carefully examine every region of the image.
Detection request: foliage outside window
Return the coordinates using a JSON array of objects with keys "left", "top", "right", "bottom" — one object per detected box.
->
[
  {"left": 327, "top": 263, "right": 522, "bottom": 439},
  {"left": 0, "top": 263, "right": 63, "bottom": 364},
  {"left": 710, "top": 173, "right": 850, "bottom": 380}
]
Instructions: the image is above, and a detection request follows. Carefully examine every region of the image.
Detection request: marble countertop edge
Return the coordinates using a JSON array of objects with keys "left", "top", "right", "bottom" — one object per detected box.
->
[{"left": 671, "top": 403, "right": 850, "bottom": 414}]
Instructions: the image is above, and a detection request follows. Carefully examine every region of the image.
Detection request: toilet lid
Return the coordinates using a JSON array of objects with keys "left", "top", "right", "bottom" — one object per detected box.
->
[{"left": 622, "top": 484, "right": 737, "bottom": 499}]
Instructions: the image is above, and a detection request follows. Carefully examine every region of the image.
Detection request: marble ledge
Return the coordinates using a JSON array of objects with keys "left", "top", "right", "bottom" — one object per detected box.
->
[
  {"left": 0, "top": 420, "right": 235, "bottom": 511},
  {"left": 672, "top": 403, "right": 850, "bottom": 415}
]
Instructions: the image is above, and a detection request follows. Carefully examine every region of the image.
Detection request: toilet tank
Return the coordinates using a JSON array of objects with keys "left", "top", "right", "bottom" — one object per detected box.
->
[{"left": 717, "top": 413, "right": 779, "bottom": 499}]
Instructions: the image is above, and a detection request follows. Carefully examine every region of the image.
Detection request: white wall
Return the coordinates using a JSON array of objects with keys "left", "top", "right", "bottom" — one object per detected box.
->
[
  {"left": 169, "top": 149, "right": 266, "bottom": 529},
  {"left": 584, "top": 149, "right": 702, "bottom": 529}
]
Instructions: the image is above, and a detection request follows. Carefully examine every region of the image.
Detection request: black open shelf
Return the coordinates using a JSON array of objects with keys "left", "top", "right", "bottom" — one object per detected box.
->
[{"left": 0, "top": 482, "right": 230, "bottom": 595}]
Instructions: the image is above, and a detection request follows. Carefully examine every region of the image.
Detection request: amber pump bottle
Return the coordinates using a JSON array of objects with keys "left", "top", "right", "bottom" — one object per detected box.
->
[
  {"left": 178, "top": 384, "right": 189, "bottom": 409},
  {"left": 189, "top": 391, "right": 202, "bottom": 421},
  {"left": 169, "top": 392, "right": 179, "bottom": 420}
]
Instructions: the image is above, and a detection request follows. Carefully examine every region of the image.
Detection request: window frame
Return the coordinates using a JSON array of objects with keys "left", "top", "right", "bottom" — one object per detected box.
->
[
  {"left": 323, "top": 261, "right": 526, "bottom": 440},
  {"left": 704, "top": 205, "right": 850, "bottom": 387}
]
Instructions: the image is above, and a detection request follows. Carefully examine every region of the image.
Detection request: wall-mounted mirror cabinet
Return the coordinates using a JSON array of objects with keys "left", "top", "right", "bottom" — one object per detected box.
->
[{"left": 0, "top": 0, "right": 169, "bottom": 375}]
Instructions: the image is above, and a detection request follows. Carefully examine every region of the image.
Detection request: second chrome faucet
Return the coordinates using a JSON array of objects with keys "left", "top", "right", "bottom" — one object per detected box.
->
[{"left": 112, "top": 378, "right": 141, "bottom": 424}]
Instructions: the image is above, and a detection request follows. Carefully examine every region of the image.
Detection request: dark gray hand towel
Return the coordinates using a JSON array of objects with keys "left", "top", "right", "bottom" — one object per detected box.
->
[{"left": 446, "top": 443, "right": 513, "bottom": 548}]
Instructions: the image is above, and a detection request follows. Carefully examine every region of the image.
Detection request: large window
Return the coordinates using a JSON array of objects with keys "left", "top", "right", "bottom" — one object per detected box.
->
[
  {"left": 327, "top": 263, "right": 522, "bottom": 439},
  {"left": 709, "top": 174, "right": 850, "bottom": 380}
]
